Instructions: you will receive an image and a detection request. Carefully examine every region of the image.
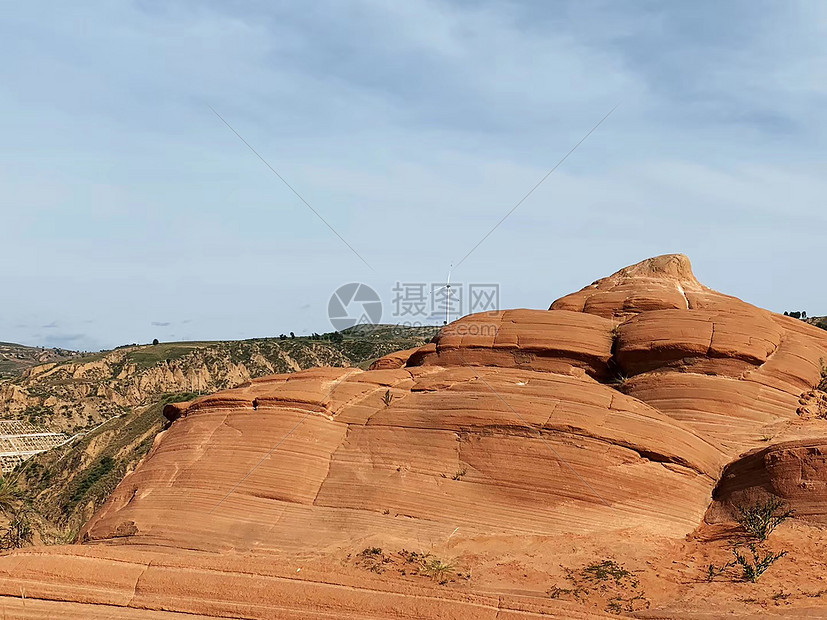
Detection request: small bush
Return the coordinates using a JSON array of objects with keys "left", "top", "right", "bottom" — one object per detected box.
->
[
  {"left": 46, "top": 525, "right": 79, "bottom": 546},
  {"left": 582, "top": 559, "right": 633, "bottom": 585},
  {"left": 706, "top": 561, "right": 734, "bottom": 582},
  {"left": 552, "top": 559, "right": 646, "bottom": 614},
  {"left": 421, "top": 557, "right": 456, "bottom": 583},
  {"left": 0, "top": 507, "right": 33, "bottom": 551},
  {"left": 735, "top": 497, "right": 793, "bottom": 541},
  {"left": 0, "top": 478, "right": 22, "bottom": 515},
  {"left": 733, "top": 544, "right": 787, "bottom": 582},
  {"left": 355, "top": 547, "right": 388, "bottom": 573},
  {"left": 399, "top": 549, "right": 427, "bottom": 564},
  {"left": 548, "top": 585, "right": 585, "bottom": 600}
]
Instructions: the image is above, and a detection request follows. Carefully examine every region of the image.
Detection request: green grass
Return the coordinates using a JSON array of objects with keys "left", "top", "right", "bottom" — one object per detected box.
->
[
  {"left": 159, "top": 391, "right": 202, "bottom": 405},
  {"left": 65, "top": 456, "right": 116, "bottom": 514},
  {"left": 123, "top": 342, "right": 216, "bottom": 370}
]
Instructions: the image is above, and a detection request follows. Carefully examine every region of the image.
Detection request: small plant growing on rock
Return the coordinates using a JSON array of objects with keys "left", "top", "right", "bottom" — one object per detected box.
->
[
  {"left": 452, "top": 469, "right": 467, "bottom": 480},
  {"left": 733, "top": 544, "right": 787, "bottom": 582},
  {"left": 355, "top": 547, "right": 389, "bottom": 573},
  {"left": 582, "top": 559, "right": 634, "bottom": 585},
  {"left": 0, "top": 507, "right": 33, "bottom": 551},
  {"left": 421, "top": 557, "right": 456, "bottom": 584},
  {"left": 706, "top": 560, "right": 735, "bottom": 582},
  {"left": 548, "top": 585, "right": 585, "bottom": 600},
  {"left": 0, "top": 478, "right": 22, "bottom": 515},
  {"left": 382, "top": 390, "right": 393, "bottom": 407},
  {"left": 399, "top": 549, "right": 426, "bottom": 564},
  {"left": 819, "top": 358, "right": 827, "bottom": 391},
  {"left": 607, "top": 593, "right": 649, "bottom": 614},
  {"left": 605, "top": 359, "right": 628, "bottom": 388},
  {"left": 552, "top": 559, "right": 647, "bottom": 614},
  {"left": 735, "top": 497, "right": 793, "bottom": 541}
]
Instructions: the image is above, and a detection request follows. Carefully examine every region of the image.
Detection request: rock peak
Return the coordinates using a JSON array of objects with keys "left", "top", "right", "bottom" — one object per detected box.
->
[
  {"left": 550, "top": 254, "right": 707, "bottom": 318},
  {"left": 610, "top": 253, "right": 698, "bottom": 285}
]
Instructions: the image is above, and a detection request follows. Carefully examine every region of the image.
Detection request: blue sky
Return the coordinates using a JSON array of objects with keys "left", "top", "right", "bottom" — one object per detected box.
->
[{"left": 1, "top": 1, "right": 825, "bottom": 350}]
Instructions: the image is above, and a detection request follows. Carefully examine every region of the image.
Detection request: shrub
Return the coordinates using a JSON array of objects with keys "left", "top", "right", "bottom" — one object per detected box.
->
[
  {"left": 552, "top": 559, "right": 646, "bottom": 613},
  {"left": 0, "top": 478, "right": 22, "bottom": 515},
  {"left": 548, "top": 585, "right": 585, "bottom": 600},
  {"left": 706, "top": 561, "right": 733, "bottom": 582},
  {"left": 735, "top": 497, "right": 793, "bottom": 541},
  {"left": 355, "top": 547, "right": 387, "bottom": 573},
  {"left": 581, "top": 559, "right": 633, "bottom": 585},
  {"left": 421, "top": 557, "right": 456, "bottom": 583},
  {"left": 0, "top": 507, "right": 33, "bottom": 551},
  {"left": 733, "top": 544, "right": 787, "bottom": 582}
]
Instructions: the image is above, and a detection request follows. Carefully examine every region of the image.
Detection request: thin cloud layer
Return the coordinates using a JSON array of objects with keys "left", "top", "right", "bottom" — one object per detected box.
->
[{"left": 0, "top": 1, "right": 824, "bottom": 350}]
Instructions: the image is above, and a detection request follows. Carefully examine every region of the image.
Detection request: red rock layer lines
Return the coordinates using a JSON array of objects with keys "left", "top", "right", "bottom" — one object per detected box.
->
[{"left": 1, "top": 254, "right": 826, "bottom": 619}]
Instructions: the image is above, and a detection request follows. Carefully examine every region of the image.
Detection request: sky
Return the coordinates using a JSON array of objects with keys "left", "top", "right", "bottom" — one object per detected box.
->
[{"left": 1, "top": 0, "right": 826, "bottom": 351}]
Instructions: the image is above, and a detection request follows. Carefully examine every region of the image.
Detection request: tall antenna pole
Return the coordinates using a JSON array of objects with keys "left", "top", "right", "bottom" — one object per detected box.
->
[{"left": 444, "top": 265, "right": 452, "bottom": 325}]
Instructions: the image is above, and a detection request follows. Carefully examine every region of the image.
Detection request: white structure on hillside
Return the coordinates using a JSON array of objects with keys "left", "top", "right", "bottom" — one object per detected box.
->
[{"left": 0, "top": 420, "right": 69, "bottom": 473}]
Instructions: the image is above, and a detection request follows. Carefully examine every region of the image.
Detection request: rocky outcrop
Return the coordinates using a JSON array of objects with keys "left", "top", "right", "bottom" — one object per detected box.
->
[
  {"left": 706, "top": 439, "right": 827, "bottom": 524},
  {"left": 408, "top": 309, "right": 615, "bottom": 379},
  {"left": 2, "top": 254, "right": 827, "bottom": 618}
]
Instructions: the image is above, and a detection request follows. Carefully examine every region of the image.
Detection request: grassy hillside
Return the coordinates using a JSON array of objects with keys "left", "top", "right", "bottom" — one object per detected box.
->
[{"left": 4, "top": 326, "right": 438, "bottom": 537}]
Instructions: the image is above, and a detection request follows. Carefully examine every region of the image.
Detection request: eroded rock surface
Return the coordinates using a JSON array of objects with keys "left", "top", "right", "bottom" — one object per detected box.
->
[{"left": 2, "top": 254, "right": 827, "bottom": 619}]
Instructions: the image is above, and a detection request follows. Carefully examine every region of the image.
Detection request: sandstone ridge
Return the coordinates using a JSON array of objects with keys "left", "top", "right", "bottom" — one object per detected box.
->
[{"left": 2, "top": 254, "right": 827, "bottom": 619}]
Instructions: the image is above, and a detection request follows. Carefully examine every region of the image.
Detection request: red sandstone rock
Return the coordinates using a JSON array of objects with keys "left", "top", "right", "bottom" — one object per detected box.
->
[{"left": 2, "top": 254, "right": 827, "bottom": 618}]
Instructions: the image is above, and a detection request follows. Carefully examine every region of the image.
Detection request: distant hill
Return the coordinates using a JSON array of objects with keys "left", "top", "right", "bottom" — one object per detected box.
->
[
  {"left": 809, "top": 316, "right": 827, "bottom": 331},
  {"left": 0, "top": 343, "right": 81, "bottom": 380},
  {"left": 1, "top": 326, "right": 438, "bottom": 435}
]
